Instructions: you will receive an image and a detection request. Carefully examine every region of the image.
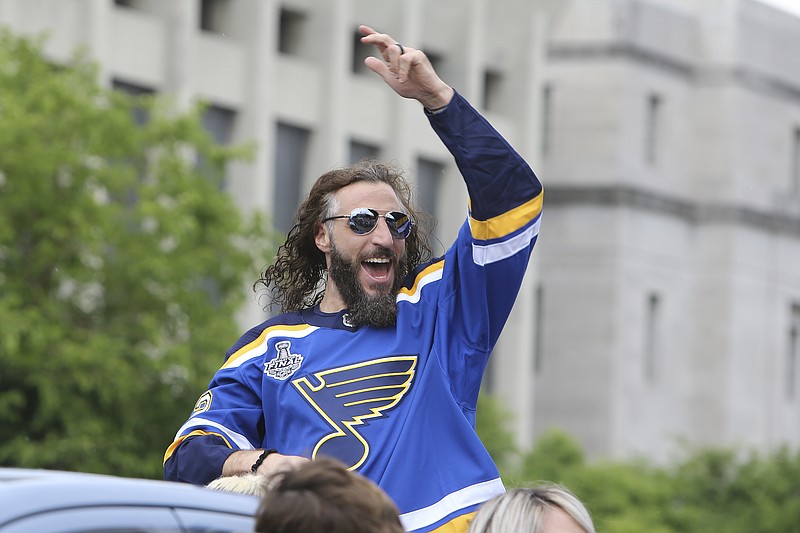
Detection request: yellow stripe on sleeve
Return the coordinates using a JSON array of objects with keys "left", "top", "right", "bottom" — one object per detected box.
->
[
  {"left": 222, "top": 323, "right": 313, "bottom": 369},
  {"left": 163, "top": 430, "right": 232, "bottom": 465},
  {"left": 398, "top": 261, "right": 445, "bottom": 299},
  {"left": 468, "top": 192, "right": 543, "bottom": 241}
]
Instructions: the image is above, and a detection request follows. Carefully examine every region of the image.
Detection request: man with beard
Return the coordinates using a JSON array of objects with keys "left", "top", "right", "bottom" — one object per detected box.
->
[{"left": 164, "top": 25, "right": 543, "bottom": 533}]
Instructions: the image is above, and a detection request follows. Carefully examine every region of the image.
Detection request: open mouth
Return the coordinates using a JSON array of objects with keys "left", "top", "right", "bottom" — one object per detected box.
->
[{"left": 361, "top": 257, "right": 394, "bottom": 284}]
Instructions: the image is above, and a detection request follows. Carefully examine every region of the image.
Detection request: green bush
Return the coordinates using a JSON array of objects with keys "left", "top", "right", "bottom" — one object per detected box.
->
[{"left": 511, "top": 429, "right": 800, "bottom": 533}]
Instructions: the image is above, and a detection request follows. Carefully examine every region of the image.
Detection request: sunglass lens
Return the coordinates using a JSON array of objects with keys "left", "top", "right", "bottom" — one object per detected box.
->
[
  {"left": 387, "top": 212, "right": 412, "bottom": 239},
  {"left": 348, "top": 209, "right": 379, "bottom": 235}
]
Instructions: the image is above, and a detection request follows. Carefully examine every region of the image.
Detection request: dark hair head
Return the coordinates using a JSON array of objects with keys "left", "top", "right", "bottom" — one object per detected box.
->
[
  {"left": 254, "top": 457, "right": 405, "bottom": 533},
  {"left": 255, "top": 159, "right": 432, "bottom": 311}
]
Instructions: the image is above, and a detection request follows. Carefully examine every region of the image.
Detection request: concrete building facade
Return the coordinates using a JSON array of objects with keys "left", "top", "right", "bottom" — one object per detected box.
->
[
  {"left": 534, "top": 0, "right": 800, "bottom": 462},
  {"left": 3, "top": 0, "right": 799, "bottom": 464}
]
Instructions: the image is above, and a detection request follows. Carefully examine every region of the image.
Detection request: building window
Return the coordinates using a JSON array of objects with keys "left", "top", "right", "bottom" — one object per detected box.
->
[
  {"left": 425, "top": 51, "right": 444, "bottom": 78},
  {"left": 541, "top": 83, "right": 553, "bottom": 157},
  {"left": 200, "top": 0, "right": 231, "bottom": 34},
  {"left": 416, "top": 157, "right": 444, "bottom": 216},
  {"left": 112, "top": 79, "right": 154, "bottom": 97},
  {"left": 787, "top": 303, "right": 800, "bottom": 400},
  {"left": 791, "top": 127, "right": 800, "bottom": 196},
  {"left": 416, "top": 157, "right": 445, "bottom": 251},
  {"left": 278, "top": 8, "right": 306, "bottom": 55},
  {"left": 202, "top": 105, "right": 236, "bottom": 146},
  {"left": 645, "top": 93, "right": 662, "bottom": 165},
  {"left": 199, "top": 105, "right": 236, "bottom": 185},
  {"left": 643, "top": 292, "right": 661, "bottom": 382},
  {"left": 112, "top": 79, "right": 155, "bottom": 126},
  {"left": 533, "top": 284, "right": 544, "bottom": 374},
  {"left": 482, "top": 69, "right": 503, "bottom": 112},
  {"left": 274, "top": 122, "right": 311, "bottom": 234},
  {"left": 351, "top": 29, "right": 373, "bottom": 74},
  {"left": 349, "top": 140, "right": 380, "bottom": 164}
]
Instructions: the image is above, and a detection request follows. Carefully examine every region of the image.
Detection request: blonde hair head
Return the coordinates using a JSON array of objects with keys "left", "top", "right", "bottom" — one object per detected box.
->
[
  {"left": 467, "top": 483, "right": 596, "bottom": 533},
  {"left": 206, "top": 473, "right": 270, "bottom": 497}
]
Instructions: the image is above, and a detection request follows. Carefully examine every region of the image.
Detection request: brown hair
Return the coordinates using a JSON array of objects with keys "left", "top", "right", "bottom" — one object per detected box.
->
[
  {"left": 254, "top": 457, "right": 405, "bottom": 533},
  {"left": 254, "top": 159, "right": 433, "bottom": 312}
]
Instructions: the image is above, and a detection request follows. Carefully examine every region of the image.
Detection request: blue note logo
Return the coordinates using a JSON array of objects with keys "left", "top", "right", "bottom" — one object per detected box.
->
[
  {"left": 264, "top": 340, "right": 304, "bottom": 380},
  {"left": 292, "top": 356, "right": 417, "bottom": 470}
]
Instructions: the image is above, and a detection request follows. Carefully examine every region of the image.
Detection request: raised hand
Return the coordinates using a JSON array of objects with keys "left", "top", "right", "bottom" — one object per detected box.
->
[{"left": 359, "top": 25, "right": 454, "bottom": 111}]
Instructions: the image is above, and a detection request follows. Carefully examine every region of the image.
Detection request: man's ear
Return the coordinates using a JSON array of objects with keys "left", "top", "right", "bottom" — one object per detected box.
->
[{"left": 315, "top": 222, "right": 331, "bottom": 253}]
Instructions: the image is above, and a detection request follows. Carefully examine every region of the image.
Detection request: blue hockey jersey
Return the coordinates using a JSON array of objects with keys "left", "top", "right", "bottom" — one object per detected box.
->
[{"left": 164, "top": 92, "right": 543, "bottom": 533}]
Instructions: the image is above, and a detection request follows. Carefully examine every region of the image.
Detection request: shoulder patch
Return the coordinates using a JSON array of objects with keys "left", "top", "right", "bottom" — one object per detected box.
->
[
  {"left": 264, "top": 340, "right": 304, "bottom": 380},
  {"left": 192, "top": 390, "right": 213, "bottom": 414}
]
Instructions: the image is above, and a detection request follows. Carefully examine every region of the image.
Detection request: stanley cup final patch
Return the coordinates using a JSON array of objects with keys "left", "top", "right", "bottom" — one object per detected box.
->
[{"left": 264, "top": 340, "right": 304, "bottom": 380}]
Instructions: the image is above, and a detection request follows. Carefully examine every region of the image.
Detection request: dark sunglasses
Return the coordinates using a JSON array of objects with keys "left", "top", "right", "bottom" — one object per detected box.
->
[{"left": 322, "top": 208, "right": 414, "bottom": 240}]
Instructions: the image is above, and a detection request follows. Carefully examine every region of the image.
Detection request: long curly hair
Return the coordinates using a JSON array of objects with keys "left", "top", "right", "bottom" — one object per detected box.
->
[{"left": 255, "top": 160, "right": 433, "bottom": 312}]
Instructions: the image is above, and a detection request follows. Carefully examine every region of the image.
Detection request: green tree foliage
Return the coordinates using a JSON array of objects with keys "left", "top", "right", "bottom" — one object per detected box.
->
[
  {"left": 0, "top": 29, "right": 272, "bottom": 479},
  {"left": 516, "top": 429, "right": 800, "bottom": 533},
  {"left": 663, "top": 446, "right": 800, "bottom": 532},
  {"left": 475, "top": 393, "right": 518, "bottom": 474},
  {"left": 521, "top": 427, "right": 586, "bottom": 481}
]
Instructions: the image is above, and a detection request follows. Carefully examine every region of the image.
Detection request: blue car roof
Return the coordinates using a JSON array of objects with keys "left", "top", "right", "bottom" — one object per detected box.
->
[{"left": 0, "top": 468, "right": 259, "bottom": 526}]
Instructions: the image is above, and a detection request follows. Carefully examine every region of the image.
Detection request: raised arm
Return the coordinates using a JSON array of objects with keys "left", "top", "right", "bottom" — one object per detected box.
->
[{"left": 358, "top": 28, "right": 543, "bottom": 407}]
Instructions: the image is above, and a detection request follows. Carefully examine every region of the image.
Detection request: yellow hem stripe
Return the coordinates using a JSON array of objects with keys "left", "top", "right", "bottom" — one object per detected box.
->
[{"left": 428, "top": 511, "right": 476, "bottom": 533}]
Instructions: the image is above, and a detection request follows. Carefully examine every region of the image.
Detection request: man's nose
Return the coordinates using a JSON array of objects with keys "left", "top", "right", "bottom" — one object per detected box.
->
[{"left": 370, "top": 217, "right": 395, "bottom": 245}]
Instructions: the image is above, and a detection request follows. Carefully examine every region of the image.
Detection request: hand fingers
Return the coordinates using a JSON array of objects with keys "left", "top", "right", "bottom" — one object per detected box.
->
[
  {"left": 366, "top": 53, "right": 411, "bottom": 80},
  {"left": 360, "top": 24, "right": 436, "bottom": 99},
  {"left": 364, "top": 55, "right": 390, "bottom": 78},
  {"left": 361, "top": 28, "right": 411, "bottom": 79},
  {"left": 358, "top": 24, "right": 377, "bottom": 37},
  {"left": 359, "top": 25, "right": 401, "bottom": 58},
  {"left": 379, "top": 42, "right": 404, "bottom": 68},
  {"left": 364, "top": 55, "right": 403, "bottom": 89}
]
